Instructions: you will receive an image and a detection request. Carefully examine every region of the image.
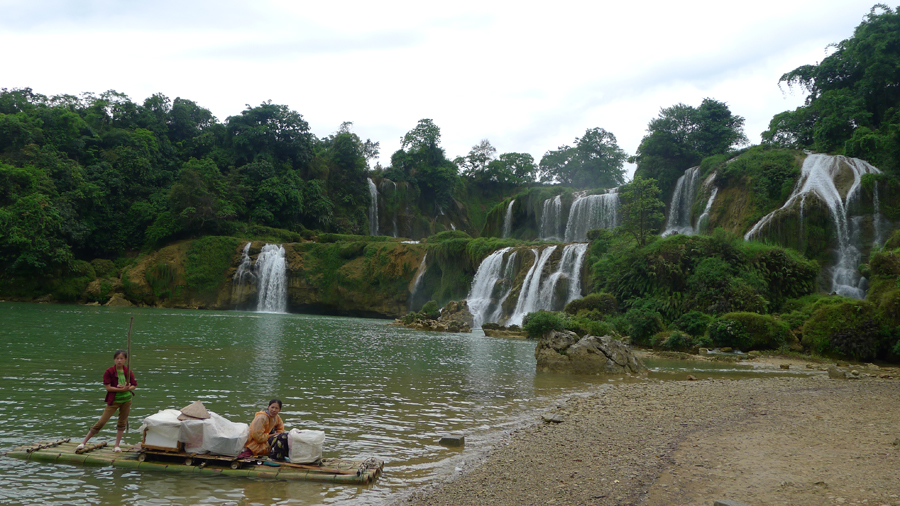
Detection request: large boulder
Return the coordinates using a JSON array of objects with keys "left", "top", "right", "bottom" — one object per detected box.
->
[
  {"left": 439, "top": 300, "right": 474, "bottom": 328},
  {"left": 535, "top": 330, "right": 647, "bottom": 375}
]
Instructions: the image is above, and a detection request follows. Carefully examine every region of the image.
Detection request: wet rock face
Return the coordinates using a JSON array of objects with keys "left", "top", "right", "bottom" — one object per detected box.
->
[{"left": 535, "top": 330, "right": 647, "bottom": 375}]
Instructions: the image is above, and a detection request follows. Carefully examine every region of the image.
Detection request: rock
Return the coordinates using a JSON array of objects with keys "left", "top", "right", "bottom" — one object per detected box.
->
[
  {"left": 720, "top": 347, "right": 733, "bottom": 353},
  {"left": 105, "top": 293, "right": 134, "bottom": 307},
  {"left": 848, "top": 370, "right": 861, "bottom": 379},
  {"left": 714, "top": 500, "right": 753, "bottom": 506},
  {"left": 542, "top": 414, "right": 564, "bottom": 423},
  {"left": 698, "top": 348, "right": 710, "bottom": 354},
  {"left": 482, "top": 327, "right": 528, "bottom": 338},
  {"left": 438, "top": 300, "right": 474, "bottom": 329},
  {"left": 535, "top": 331, "right": 648, "bottom": 375},
  {"left": 687, "top": 375, "right": 698, "bottom": 381},
  {"left": 780, "top": 364, "right": 790, "bottom": 370},
  {"left": 827, "top": 365, "right": 847, "bottom": 379},
  {"left": 439, "top": 434, "right": 465, "bottom": 447}
]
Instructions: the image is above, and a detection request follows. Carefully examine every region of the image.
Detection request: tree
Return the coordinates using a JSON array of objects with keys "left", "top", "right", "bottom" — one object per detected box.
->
[
  {"left": 226, "top": 101, "right": 313, "bottom": 171},
  {"left": 539, "top": 127, "right": 627, "bottom": 188},
  {"left": 458, "top": 139, "right": 497, "bottom": 177},
  {"left": 632, "top": 99, "right": 747, "bottom": 200},
  {"left": 618, "top": 176, "right": 665, "bottom": 246},
  {"left": 387, "top": 119, "right": 458, "bottom": 208},
  {"left": 762, "top": 5, "right": 900, "bottom": 172}
]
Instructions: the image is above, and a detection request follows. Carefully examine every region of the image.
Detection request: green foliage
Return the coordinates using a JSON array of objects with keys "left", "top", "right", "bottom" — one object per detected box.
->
[
  {"left": 52, "top": 260, "right": 95, "bottom": 302},
  {"left": 712, "top": 312, "right": 792, "bottom": 351},
  {"left": 523, "top": 310, "right": 566, "bottom": 338},
  {"left": 539, "top": 127, "right": 627, "bottom": 188},
  {"left": 184, "top": 236, "right": 241, "bottom": 294},
  {"left": 624, "top": 298, "right": 664, "bottom": 346},
  {"left": 563, "top": 314, "right": 616, "bottom": 337},
  {"left": 801, "top": 299, "right": 883, "bottom": 359},
  {"left": 421, "top": 300, "right": 440, "bottom": 320},
  {"left": 764, "top": 5, "right": 900, "bottom": 174},
  {"left": 652, "top": 330, "right": 711, "bottom": 352},
  {"left": 670, "top": 311, "right": 712, "bottom": 337},
  {"left": 618, "top": 176, "right": 665, "bottom": 246},
  {"left": 146, "top": 262, "right": 178, "bottom": 299},
  {"left": 564, "top": 293, "right": 618, "bottom": 316},
  {"left": 427, "top": 230, "right": 472, "bottom": 243},
  {"left": 632, "top": 98, "right": 748, "bottom": 200}
]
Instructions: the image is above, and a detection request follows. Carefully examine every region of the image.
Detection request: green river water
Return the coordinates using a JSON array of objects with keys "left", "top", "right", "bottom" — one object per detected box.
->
[{"left": 0, "top": 302, "right": 812, "bottom": 506}]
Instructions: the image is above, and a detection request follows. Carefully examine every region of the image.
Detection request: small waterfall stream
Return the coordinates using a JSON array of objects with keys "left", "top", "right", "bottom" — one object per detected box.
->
[
  {"left": 255, "top": 244, "right": 288, "bottom": 312},
  {"left": 408, "top": 253, "right": 428, "bottom": 310},
  {"left": 467, "top": 247, "right": 514, "bottom": 328},
  {"left": 744, "top": 154, "right": 881, "bottom": 299},
  {"left": 539, "top": 195, "right": 564, "bottom": 240},
  {"left": 231, "top": 243, "right": 255, "bottom": 305},
  {"left": 502, "top": 200, "right": 515, "bottom": 238},
  {"left": 368, "top": 178, "right": 379, "bottom": 236},
  {"left": 663, "top": 166, "right": 701, "bottom": 236}
]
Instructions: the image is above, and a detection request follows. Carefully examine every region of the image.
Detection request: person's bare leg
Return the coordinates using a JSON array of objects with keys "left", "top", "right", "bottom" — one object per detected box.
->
[
  {"left": 114, "top": 428, "right": 124, "bottom": 451},
  {"left": 78, "top": 428, "right": 98, "bottom": 449}
]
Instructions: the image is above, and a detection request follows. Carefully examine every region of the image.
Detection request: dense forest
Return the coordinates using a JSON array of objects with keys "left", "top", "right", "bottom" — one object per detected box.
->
[{"left": 2, "top": 5, "right": 899, "bottom": 362}]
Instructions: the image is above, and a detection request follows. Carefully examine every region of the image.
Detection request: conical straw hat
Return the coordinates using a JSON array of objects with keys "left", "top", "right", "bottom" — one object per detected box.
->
[{"left": 177, "top": 400, "right": 211, "bottom": 421}]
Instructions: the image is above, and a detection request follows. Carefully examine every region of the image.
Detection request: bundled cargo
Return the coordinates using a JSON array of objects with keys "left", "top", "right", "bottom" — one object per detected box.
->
[
  {"left": 289, "top": 429, "right": 325, "bottom": 464},
  {"left": 139, "top": 402, "right": 249, "bottom": 457},
  {"left": 139, "top": 409, "right": 183, "bottom": 452}
]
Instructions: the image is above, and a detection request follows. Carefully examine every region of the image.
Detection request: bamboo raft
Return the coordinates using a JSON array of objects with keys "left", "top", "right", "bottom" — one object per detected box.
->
[{"left": 4, "top": 439, "right": 384, "bottom": 484}]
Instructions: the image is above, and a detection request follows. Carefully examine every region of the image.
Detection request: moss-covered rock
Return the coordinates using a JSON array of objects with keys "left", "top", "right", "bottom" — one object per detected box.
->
[
  {"left": 710, "top": 312, "right": 796, "bottom": 351},
  {"left": 801, "top": 299, "right": 882, "bottom": 360}
]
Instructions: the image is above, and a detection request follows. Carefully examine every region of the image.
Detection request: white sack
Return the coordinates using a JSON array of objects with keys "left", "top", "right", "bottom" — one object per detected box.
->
[
  {"left": 201, "top": 412, "right": 249, "bottom": 456},
  {"left": 288, "top": 429, "right": 325, "bottom": 464},
  {"left": 140, "top": 409, "right": 182, "bottom": 449}
]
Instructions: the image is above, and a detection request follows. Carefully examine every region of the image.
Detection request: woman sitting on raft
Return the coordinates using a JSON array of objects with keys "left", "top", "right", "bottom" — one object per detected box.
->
[{"left": 237, "top": 399, "right": 285, "bottom": 459}]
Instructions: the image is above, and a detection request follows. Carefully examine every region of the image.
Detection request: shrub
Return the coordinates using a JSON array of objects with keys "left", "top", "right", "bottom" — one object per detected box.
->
[
  {"left": 710, "top": 313, "right": 792, "bottom": 351},
  {"left": 523, "top": 310, "right": 565, "bottom": 338},
  {"left": 624, "top": 299, "right": 664, "bottom": 346},
  {"left": 90, "top": 259, "right": 118, "bottom": 278},
  {"left": 421, "top": 300, "right": 440, "bottom": 320},
  {"left": 564, "top": 292, "right": 618, "bottom": 315},
  {"left": 564, "top": 315, "right": 616, "bottom": 337},
  {"left": 802, "top": 300, "right": 884, "bottom": 360},
  {"left": 670, "top": 311, "right": 712, "bottom": 337}
]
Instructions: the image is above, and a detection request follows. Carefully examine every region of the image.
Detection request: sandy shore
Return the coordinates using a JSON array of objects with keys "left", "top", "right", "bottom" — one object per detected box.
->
[{"left": 397, "top": 356, "right": 900, "bottom": 506}]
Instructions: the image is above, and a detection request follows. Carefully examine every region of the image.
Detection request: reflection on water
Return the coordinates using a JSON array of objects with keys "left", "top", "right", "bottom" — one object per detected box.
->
[{"left": 0, "top": 303, "right": 812, "bottom": 506}]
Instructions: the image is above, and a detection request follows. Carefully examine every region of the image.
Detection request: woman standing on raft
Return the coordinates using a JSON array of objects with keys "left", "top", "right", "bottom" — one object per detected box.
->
[
  {"left": 237, "top": 399, "right": 285, "bottom": 459},
  {"left": 77, "top": 350, "right": 137, "bottom": 452}
]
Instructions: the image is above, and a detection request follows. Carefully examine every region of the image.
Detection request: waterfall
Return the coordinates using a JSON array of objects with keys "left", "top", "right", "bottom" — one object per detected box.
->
[
  {"left": 231, "top": 242, "right": 255, "bottom": 305},
  {"left": 663, "top": 166, "right": 701, "bottom": 236},
  {"left": 508, "top": 246, "right": 557, "bottom": 326},
  {"left": 409, "top": 253, "right": 428, "bottom": 310},
  {"left": 467, "top": 247, "right": 513, "bottom": 328},
  {"left": 564, "top": 190, "right": 619, "bottom": 242},
  {"left": 502, "top": 200, "right": 515, "bottom": 238},
  {"left": 255, "top": 244, "right": 288, "bottom": 312},
  {"left": 694, "top": 187, "right": 718, "bottom": 235},
  {"left": 487, "top": 251, "right": 518, "bottom": 324},
  {"left": 873, "top": 183, "right": 887, "bottom": 247},
  {"left": 368, "top": 178, "right": 379, "bottom": 236},
  {"left": 536, "top": 243, "right": 589, "bottom": 311},
  {"left": 539, "top": 195, "right": 564, "bottom": 240},
  {"left": 745, "top": 154, "right": 880, "bottom": 299},
  {"left": 380, "top": 179, "right": 399, "bottom": 237}
]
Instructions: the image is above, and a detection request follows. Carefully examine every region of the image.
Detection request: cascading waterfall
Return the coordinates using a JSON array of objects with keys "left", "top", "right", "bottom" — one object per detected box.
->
[
  {"left": 467, "top": 247, "right": 513, "bottom": 328},
  {"left": 255, "top": 244, "right": 288, "bottom": 312},
  {"left": 564, "top": 190, "right": 619, "bottom": 242},
  {"left": 508, "top": 246, "right": 557, "bottom": 326},
  {"left": 745, "top": 154, "right": 880, "bottom": 299},
  {"left": 502, "top": 200, "right": 516, "bottom": 238},
  {"left": 539, "top": 195, "right": 564, "bottom": 240},
  {"left": 368, "top": 178, "right": 379, "bottom": 236},
  {"left": 487, "top": 250, "right": 518, "bottom": 325},
  {"left": 536, "top": 243, "right": 589, "bottom": 311},
  {"left": 231, "top": 242, "right": 255, "bottom": 305},
  {"left": 663, "top": 166, "right": 701, "bottom": 236},
  {"left": 408, "top": 253, "right": 428, "bottom": 310},
  {"left": 379, "top": 179, "right": 399, "bottom": 237}
]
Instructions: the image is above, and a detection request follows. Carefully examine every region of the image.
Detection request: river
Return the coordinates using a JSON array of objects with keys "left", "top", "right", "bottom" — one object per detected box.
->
[{"left": 0, "top": 302, "right": 617, "bottom": 506}]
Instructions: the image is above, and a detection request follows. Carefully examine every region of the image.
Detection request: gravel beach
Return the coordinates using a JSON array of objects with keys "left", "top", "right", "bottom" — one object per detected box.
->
[{"left": 398, "top": 358, "right": 900, "bottom": 506}]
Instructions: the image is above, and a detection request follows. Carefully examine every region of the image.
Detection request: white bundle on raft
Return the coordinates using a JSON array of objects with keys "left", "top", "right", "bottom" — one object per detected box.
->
[{"left": 139, "top": 409, "right": 249, "bottom": 457}]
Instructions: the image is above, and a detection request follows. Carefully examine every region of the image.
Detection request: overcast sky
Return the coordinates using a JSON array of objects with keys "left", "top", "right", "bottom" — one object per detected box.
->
[{"left": 0, "top": 0, "right": 879, "bottom": 177}]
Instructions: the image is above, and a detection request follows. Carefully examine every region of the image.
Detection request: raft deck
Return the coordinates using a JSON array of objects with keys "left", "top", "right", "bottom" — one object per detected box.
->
[{"left": 4, "top": 439, "right": 384, "bottom": 484}]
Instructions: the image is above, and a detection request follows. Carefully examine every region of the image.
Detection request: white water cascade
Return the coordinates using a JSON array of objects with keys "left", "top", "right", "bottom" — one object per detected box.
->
[
  {"left": 695, "top": 187, "right": 718, "bottom": 235},
  {"left": 408, "top": 253, "right": 428, "bottom": 310},
  {"left": 368, "top": 178, "right": 379, "bottom": 236},
  {"left": 564, "top": 190, "right": 619, "bottom": 242},
  {"left": 255, "top": 244, "right": 288, "bottom": 312},
  {"left": 467, "top": 247, "right": 514, "bottom": 328},
  {"left": 508, "top": 246, "right": 557, "bottom": 326},
  {"left": 745, "top": 154, "right": 881, "bottom": 299},
  {"left": 663, "top": 166, "right": 701, "bottom": 236},
  {"left": 536, "top": 243, "right": 589, "bottom": 310},
  {"left": 539, "top": 195, "right": 564, "bottom": 240},
  {"left": 502, "top": 200, "right": 516, "bottom": 238},
  {"left": 231, "top": 242, "right": 255, "bottom": 305}
]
